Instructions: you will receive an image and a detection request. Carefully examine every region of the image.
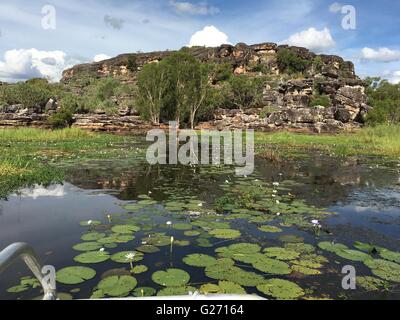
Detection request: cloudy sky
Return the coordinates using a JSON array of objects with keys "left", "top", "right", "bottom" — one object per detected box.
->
[{"left": 0, "top": 0, "right": 399, "bottom": 83}]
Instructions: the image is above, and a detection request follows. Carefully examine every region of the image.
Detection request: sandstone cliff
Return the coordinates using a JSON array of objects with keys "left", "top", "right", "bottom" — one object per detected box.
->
[{"left": 0, "top": 42, "right": 371, "bottom": 132}]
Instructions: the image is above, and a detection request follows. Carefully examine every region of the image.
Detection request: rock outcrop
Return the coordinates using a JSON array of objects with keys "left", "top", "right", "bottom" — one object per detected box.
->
[{"left": 0, "top": 42, "right": 371, "bottom": 132}]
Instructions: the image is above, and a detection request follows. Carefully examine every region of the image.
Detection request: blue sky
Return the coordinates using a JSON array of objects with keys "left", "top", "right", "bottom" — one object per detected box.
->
[{"left": 0, "top": 0, "right": 399, "bottom": 82}]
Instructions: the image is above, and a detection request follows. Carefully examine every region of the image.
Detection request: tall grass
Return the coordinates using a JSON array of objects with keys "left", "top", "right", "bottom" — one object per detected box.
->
[
  {"left": 0, "top": 128, "right": 127, "bottom": 198},
  {"left": 255, "top": 125, "right": 400, "bottom": 158}
]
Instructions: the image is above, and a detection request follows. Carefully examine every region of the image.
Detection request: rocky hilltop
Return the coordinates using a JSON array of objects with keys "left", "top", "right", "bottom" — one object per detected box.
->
[{"left": 1, "top": 42, "right": 371, "bottom": 132}]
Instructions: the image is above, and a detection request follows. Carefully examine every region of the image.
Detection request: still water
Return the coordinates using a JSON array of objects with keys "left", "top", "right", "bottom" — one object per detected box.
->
[{"left": 1, "top": 140, "right": 399, "bottom": 300}]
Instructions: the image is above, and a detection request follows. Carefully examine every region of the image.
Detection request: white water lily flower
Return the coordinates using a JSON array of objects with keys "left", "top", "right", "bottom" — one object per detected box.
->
[
  {"left": 198, "top": 203, "right": 203, "bottom": 207},
  {"left": 87, "top": 220, "right": 93, "bottom": 225},
  {"left": 311, "top": 219, "right": 319, "bottom": 225},
  {"left": 272, "top": 194, "right": 276, "bottom": 198},
  {"left": 225, "top": 180, "right": 229, "bottom": 183},
  {"left": 276, "top": 212, "right": 281, "bottom": 216},
  {"left": 276, "top": 200, "right": 280, "bottom": 204},
  {"left": 148, "top": 191, "right": 152, "bottom": 194},
  {"left": 273, "top": 190, "right": 278, "bottom": 193},
  {"left": 272, "top": 182, "right": 280, "bottom": 186},
  {"left": 99, "top": 248, "right": 105, "bottom": 252},
  {"left": 166, "top": 221, "right": 172, "bottom": 226},
  {"left": 125, "top": 252, "right": 136, "bottom": 261},
  {"left": 171, "top": 236, "right": 174, "bottom": 244}
]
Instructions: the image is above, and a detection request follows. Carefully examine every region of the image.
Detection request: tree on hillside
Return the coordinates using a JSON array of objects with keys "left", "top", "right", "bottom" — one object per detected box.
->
[
  {"left": 228, "top": 75, "right": 264, "bottom": 110},
  {"left": 365, "top": 77, "right": 400, "bottom": 125},
  {"left": 137, "top": 62, "right": 169, "bottom": 124},
  {"left": 162, "top": 50, "right": 211, "bottom": 129}
]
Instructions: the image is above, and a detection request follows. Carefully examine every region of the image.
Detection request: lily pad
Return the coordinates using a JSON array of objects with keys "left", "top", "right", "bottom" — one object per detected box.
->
[
  {"left": 379, "top": 249, "right": 400, "bottom": 264},
  {"left": 73, "top": 242, "right": 103, "bottom": 252},
  {"left": 56, "top": 266, "right": 96, "bottom": 285},
  {"left": 133, "top": 287, "right": 156, "bottom": 297},
  {"left": 200, "top": 281, "right": 246, "bottom": 295},
  {"left": 263, "top": 247, "right": 300, "bottom": 261},
  {"left": 81, "top": 232, "right": 106, "bottom": 241},
  {"left": 258, "top": 225, "right": 282, "bottom": 233},
  {"left": 357, "top": 276, "right": 389, "bottom": 291},
  {"left": 111, "top": 224, "right": 140, "bottom": 234},
  {"left": 291, "top": 265, "right": 321, "bottom": 275},
  {"left": 252, "top": 257, "right": 291, "bottom": 275},
  {"left": 152, "top": 268, "right": 190, "bottom": 287},
  {"left": 364, "top": 259, "right": 400, "bottom": 282},
  {"left": 157, "top": 286, "right": 196, "bottom": 296},
  {"left": 172, "top": 223, "right": 192, "bottom": 230},
  {"left": 184, "top": 230, "right": 201, "bottom": 237},
  {"left": 132, "top": 265, "right": 148, "bottom": 274},
  {"left": 209, "top": 228, "right": 241, "bottom": 239},
  {"left": 183, "top": 254, "right": 217, "bottom": 267},
  {"left": 95, "top": 275, "right": 137, "bottom": 297},
  {"left": 111, "top": 251, "right": 144, "bottom": 263},
  {"left": 136, "top": 244, "right": 160, "bottom": 253},
  {"left": 74, "top": 251, "right": 110, "bottom": 264},
  {"left": 257, "top": 279, "right": 305, "bottom": 300},
  {"left": 205, "top": 263, "right": 264, "bottom": 287}
]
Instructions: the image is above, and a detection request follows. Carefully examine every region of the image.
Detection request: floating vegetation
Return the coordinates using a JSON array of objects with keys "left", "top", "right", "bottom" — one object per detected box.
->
[
  {"left": 111, "top": 224, "right": 140, "bottom": 234},
  {"left": 157, "top": 286, "right": 196, "bottom": 296},
  {"left": 81, "top": 232, "right": 106, "bottom": 241},
  {"left": 318, "top": 242, "right": 371, "bottom": 262},
  {"left": 357, "top": 276, "right": 389, "bottom": 292},
  {"left": 152, "top": 269, "right": 190, "bottom": 287},
  {"left": 200, "top": 281, "right": 246, "bottom": 295},
  {"left": 263, "top": 247, "right": 300, "bottom": 260},
  {"left": 133, "top": 287, "right": 156, "bottom": 297},
  {"left": 252, "top": 257, "right": 291, "bottom": 275},
  {"left": 132, "top": 265, "right": 148, "bottom": 274},
  {"left": 183, "top": 254, "right": 218, "bottom": 267},
  {"left": 258, "top": 225, "right": 283, "bottom": 233},
  {"left": 56, "top": 267, "right": 96, "bottom": 285},
  {"left": 92, "top": 275, "right": 137, "bottom": 298},
  {"left": 72, "top": 242, "right": 103, "bottom": 252},
  {"left": 209, "top": 228, "right": 241, "bottom": 239},
  {"left": 136, "top": 244, "right": 160, "bottom": 253},
  {"left": 110, "top": 251, "right": 144, "bottom": 263},
  {"left": 7, "top": 277, "right": 40, "bottom": 293},
  {"left": 172, "top": 223, "right": 193, "bottom": 230},
  {"left": 257, "top": 279, "right": 305, "bottom": 300},
  {"left": 74, "top": 251, "right": 110, "bottom": 264},
  {"left": 364, "top": 259, "right": 400, "bottom": 283}
]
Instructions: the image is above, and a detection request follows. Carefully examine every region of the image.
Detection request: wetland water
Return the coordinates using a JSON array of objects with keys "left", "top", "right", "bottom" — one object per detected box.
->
[{"left": 1, "top": 139, "right": 400, "bottom": 300}]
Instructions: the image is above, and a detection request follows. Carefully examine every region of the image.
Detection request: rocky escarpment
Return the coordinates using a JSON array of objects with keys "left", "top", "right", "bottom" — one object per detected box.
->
[{"left": 0, "top": 42, "right": 371, "bottom": 132}]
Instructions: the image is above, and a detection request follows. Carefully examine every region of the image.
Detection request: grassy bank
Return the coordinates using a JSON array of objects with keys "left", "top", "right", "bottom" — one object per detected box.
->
[
  {"left": 0, "top": 128, "right": 130, "bottom": 198},
  {"left": 255, "top": 125, "right": 400, "bottom": 159}
]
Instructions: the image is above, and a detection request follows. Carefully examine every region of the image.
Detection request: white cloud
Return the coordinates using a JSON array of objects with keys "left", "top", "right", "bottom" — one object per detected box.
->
[
  {"left": 329, "top": 2, "right": 343, "bottom": 13},
  {"left": 20, "top": 185, "right": 66, "bottom": 199},
  {"left": 284, "top": 27, "right": 336, "bottom": 53},
  {"left": 0, "top": 48, "right": 73, "bottom": 83},
  {"left": 361, "top": 47, "right": 400, "bottom": 63},
  {"left": 387, "top": 71, "right": 400, "bottom": 84},
  {"left": 169, "top": 1, "right": 220, "bottom": 15},
  {"left": 94, "top": 54, "right": 111, "bottom": 62},
  {"left": 189, "top": 25, "right": 230, "bottom": 47}
]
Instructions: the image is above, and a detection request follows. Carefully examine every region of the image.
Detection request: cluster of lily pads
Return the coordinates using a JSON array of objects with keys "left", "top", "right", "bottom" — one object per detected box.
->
[{"left": 5, "top": 166, "right": 400, "bottom": 300}]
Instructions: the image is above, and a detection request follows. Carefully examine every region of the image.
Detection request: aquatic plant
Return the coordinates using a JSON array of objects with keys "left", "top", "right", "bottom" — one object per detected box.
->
[{"left": 56, "top": 266, "right": 96, "bottom": 285}]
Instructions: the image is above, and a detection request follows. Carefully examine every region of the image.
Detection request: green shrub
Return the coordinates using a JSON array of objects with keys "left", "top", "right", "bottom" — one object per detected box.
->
[
  {"left": 0, "top": 80, "right": 57, "bottom": 108},
  {"left": 365, "top": 78, "right": 400, "bottom": 125},
  {"left": 48, "top": 110, "right": 74, "bottom": 129},
  {"left": 228, "top": 75, "right": 264, "bottom": 110},
  {"left": 127, "top": 55, "right": 138, "bottom": 72},
  {"left": 309, "top": 94, "right": 331, "bottom": 107},
  {"left": 277, "top": 48, "right": 310, "bottom": 75}
]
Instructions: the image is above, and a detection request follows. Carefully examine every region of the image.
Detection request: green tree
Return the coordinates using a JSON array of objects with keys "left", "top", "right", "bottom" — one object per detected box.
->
[
  {"left": 137, "top": 62, "right": 169, "bottom": 124},
  {"left": 162, "top": 51, "right": 211, "bottom": 128},
  {"left": 365, "top": 78, "right": 400, "bottom": 125},
  {"left": 228, "top": 75, "right": 264, "bottom": 110},
  {"left": 277, "top": 48, "right": 310, "bottom": 75}
]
